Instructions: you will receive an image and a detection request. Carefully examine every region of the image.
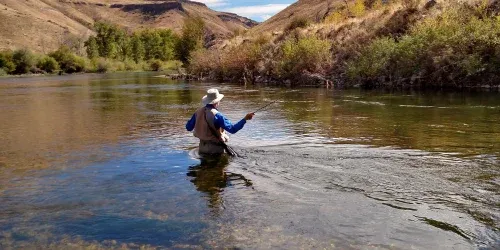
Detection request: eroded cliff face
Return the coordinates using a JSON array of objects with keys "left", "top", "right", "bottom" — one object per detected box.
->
[{"left": 0, "top": 0, "right": 258, "bottom": 53}]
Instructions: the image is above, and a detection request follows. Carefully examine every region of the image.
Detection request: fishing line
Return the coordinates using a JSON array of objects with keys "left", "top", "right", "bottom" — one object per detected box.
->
[{"left": 253, "top": 100, "right": 279, "bottom": 113}]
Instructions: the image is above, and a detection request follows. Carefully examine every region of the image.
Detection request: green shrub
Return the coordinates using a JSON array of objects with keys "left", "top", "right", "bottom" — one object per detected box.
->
[
  {"left": 324, "top": 11, "right": 347, "bottom": 24},
  {"left": 149, "top": 60, "right": 163, "bottom": 71},
  {"left": 0, "top": 50, "right": 15, "bottom": 74},
  {"left": 278, "top": 36, "right": 332, "bottom": 77},
  {"left": 89, "top": 58, "right": 143, "bottom": 73},
  {"left": 85, "top": 36, "right": 99, "bottom": 59},
  {"left": 286, "top": 18, "right": 310, "bottom": 31},
  {"left": 347, "top": 37, "right": 396, "bottom": 80},
  {"left": 124, "top": 59, "right": 139, "bottom": 71},
  {"left": 351, "top": 0, "right": 366, "bottom": 17},
  {"left": 12, "top": 49, "right": 36, "bottom": 74},
  {"left": 95, "top": 58, "right": 111, "bottom": 73},
  {"left": 37, "top": 56, "right": 60, "bottom": 73},
  {"left": 140, "top": 61, "right": 150, "bottom": 71},
  {"left": 0, "top": 68, "right": 7, "bottom": 76},
  {"left": 49, "top": 46, "right": 86, "bottom": 73},
  {"left": 163, "top": 60, "right": 183, "bottom": 70},
  {"left": 113, "top": 60, "right": 126, "bottom": 71}
]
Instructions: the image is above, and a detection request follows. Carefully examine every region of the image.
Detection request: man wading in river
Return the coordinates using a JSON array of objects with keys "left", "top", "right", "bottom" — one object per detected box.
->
[{"left": 186, "top": 88, "right": 254, "bottom": 155}]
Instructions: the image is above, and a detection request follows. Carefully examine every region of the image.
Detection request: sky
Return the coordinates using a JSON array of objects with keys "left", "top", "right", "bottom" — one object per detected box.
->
[{"left": 194, "top": 0, "right": 295, "bottom": 22}]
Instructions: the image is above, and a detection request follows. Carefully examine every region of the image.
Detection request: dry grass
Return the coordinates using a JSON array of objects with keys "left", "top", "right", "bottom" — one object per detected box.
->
[{"left": 251, "top": 0, "right": 340, "bottom": 34}]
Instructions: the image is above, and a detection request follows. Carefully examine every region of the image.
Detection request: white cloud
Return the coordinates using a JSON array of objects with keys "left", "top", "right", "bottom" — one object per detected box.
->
[
  {"left": 220, "top": 4, "right": 290, "bottom": 18},
  {"left": 260, "top": 14, "right": 273, "bottom": 21},
  {"left": 194, "top": 0, "right": 228, "bottom": 7}
]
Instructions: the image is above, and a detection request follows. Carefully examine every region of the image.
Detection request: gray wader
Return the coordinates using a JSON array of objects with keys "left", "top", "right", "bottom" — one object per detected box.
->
[{"left": 199, "top": 140, "right": 226, "bottom": 155}]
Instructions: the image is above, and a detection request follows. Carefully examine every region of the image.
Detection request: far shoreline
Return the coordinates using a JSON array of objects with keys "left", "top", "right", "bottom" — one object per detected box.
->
[{"left": 1, "top": 71, "right": 499, "bottom": 92}]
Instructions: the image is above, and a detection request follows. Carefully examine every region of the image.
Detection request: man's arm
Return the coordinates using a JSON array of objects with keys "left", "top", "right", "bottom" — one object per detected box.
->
[
  {"left": 215, "top": 113, "right": 252, "bottom": 134},
  {"left": 186, "top": 113, "right": 196, "bottom": 131}
]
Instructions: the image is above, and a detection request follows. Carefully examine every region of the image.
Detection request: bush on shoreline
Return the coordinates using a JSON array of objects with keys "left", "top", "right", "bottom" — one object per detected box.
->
[
  {"left": 277, "top": 36, "right": 332, "bottom": 78},
  {"left": 37, "top": 56, "right": 60, "bottom": 73},
  {"left": 12, "top": 49, "right": 36, "bottom": 74},
  {"left": 0, "top": 50, "right": 16, "bottom": 74},
  {"left": 49, "top": 46, "right": 87, "bottom": 74},
  {"left": 347, "top": 7, "right": 500, "bottom": 87}
]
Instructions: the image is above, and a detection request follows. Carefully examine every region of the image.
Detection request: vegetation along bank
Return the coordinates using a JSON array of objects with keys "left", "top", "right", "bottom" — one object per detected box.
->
[
  {"left": 190, "top": 0, "right": 500, "bottom": 88},
  {"left": 2, "top": 0, "right": 500, "bottom": 89},
  {"left": 0, "top": 17, "right": 205, "bottom": 76}
]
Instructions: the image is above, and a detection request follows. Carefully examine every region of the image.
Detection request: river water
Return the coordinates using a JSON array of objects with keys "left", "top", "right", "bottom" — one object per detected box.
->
[{"left": 0, "top": 73, "right": 498, "bottom": 249}]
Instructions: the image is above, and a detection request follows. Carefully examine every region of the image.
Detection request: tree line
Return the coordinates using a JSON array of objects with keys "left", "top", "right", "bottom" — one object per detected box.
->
[{"left": 0, "top": 17, "right": 205, "bottom": 76}]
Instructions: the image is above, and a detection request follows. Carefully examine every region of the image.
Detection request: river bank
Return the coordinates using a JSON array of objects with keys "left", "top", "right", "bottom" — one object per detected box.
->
[{"left": 189, "top": 1, "right": 500, "bottom": 89}]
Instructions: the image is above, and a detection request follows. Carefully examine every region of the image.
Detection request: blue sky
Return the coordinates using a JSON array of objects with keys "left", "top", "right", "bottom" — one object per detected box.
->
[{"left": 195, "top": 0, "right": 295, "bottom": 21}]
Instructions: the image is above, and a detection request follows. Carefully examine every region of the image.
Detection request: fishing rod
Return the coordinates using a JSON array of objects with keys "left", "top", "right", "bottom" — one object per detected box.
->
[{"left": 253, "top": 100, "right": 279, "bottom": 114}]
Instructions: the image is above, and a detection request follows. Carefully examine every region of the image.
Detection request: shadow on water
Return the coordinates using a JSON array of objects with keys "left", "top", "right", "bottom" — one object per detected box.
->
[
  {"left": 417, "top": 216, "right": 473, "bottom": 241},
  {"left": 59, "top": 214, "right": 207, "bottom": 247},
  {"left": 187, "top": 155, "right": 253, "bottom": 217}
]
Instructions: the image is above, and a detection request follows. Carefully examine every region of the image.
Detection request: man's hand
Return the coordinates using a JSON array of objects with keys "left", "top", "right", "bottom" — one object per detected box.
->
[{"left": 244, "top": 113, "right": 255, "bottom": 121}]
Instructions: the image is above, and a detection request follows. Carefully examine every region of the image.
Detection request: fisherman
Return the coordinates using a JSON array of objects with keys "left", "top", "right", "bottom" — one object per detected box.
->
[{"left": 186, "top": 88, "right": 255, "bottom": 155}]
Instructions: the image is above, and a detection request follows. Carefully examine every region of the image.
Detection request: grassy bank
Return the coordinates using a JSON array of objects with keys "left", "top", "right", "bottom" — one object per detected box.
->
[
  {"left": 0, "top": 47, "right": 182, "bottom": 77},
  {"left": 0, "top": 48, "right": 182, "bottom": 77},
  {"left": 189, "top": 0, "right": 500, "bottom": 88}
]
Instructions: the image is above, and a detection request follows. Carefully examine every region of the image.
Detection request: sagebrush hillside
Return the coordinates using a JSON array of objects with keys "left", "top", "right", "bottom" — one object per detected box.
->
[{"left": 0, "top": 0, "right": 257, "bottom": 53}]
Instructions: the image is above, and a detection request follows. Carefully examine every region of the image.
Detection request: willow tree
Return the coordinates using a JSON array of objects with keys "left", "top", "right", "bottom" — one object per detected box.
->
[
  {"left": 85, "top": 36, "right": 99, "bottom": 59},
  {"left": 176, "top": 16, "right": 205, "bottom": 64},
  {"left": 130, "top": 34, "right": 145, "bottom": 63}
]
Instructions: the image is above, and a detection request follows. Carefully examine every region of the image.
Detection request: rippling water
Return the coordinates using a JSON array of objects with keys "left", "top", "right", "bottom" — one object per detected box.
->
[{"left": 0, "top": 73, "right": 499, "bottom": 249}]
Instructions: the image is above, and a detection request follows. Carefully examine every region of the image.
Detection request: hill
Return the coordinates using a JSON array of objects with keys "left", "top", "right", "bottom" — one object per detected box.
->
[
  {"left": 0, "top": 0, "right": 258, "bottom": 53},
  {"left": 250, "top": 0, "right": 341, "bottom": 34}
]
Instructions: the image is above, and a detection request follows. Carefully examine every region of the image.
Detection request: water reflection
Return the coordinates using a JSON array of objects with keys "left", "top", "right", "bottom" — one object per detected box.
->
[{"left": 187, "top": 155, "right": 252, "bottom": 216}]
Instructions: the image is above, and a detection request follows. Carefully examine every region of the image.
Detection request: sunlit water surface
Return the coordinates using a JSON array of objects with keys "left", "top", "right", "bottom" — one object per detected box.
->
[{"left": 0, "top": 73, "right": 499, "bottom": 249}]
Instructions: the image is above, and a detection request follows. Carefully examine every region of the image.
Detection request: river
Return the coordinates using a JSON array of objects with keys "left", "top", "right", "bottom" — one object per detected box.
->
[{"left": 0, "top": 73, "right": 498, "bottom": 249}]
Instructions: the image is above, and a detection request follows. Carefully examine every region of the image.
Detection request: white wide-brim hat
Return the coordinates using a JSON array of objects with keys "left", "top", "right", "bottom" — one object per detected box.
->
[{"left": 202, "top": 88, "right": 224, "bottom": 105}]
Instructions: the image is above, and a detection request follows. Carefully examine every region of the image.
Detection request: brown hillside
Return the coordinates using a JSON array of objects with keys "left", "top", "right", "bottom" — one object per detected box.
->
[
  {"left": 251, "top": 0, "right": 485, "bottom": 34},
  {"left": 0, "top": 0, "right": 258, "bottom": 53},
  {"left": 250, "top": 0, "right": 343, "bottom": 34}
]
